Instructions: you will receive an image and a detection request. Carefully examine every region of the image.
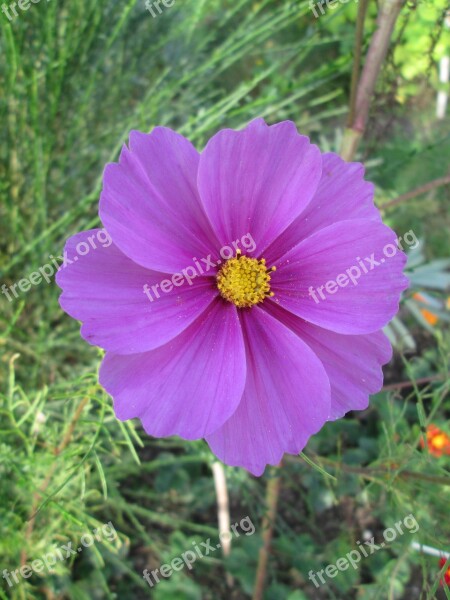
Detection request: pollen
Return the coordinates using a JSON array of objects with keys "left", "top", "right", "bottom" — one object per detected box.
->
[{"left": 216, "top": 251, "right": 276, "bottom": 308}]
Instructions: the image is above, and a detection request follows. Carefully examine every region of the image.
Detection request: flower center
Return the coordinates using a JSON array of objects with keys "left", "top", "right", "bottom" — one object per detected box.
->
[{"left": 216, "top": 251, "right": 276, "bottom": 308}]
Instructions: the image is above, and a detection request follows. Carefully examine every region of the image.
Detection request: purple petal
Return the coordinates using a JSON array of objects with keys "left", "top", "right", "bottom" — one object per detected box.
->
[
  {"left": 206, "top": 307, "right": 331, "bottom": 476},
  {"left": 197, "top": 118, "right": 322, "bottom": 254},
  {"left": 271, "top": 219, "right": 409, "bottom": 334},
  {"left": 99, "top": 127, "right": 219, "bottom": 273},
  {"left": 264, "top": 302, "right": 392, "bottom": 419},
  {"left": 265, "top": 152, "right": 380, "bottom": 263},
  {"left": 99, "top": 299, "right": 246, "bottom": 439},
  {"left": 56, "top": 229, "right": 217, "bottom": 354}
]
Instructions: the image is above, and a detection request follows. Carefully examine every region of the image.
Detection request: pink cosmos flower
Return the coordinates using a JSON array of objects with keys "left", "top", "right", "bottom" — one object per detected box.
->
[{"left": 56, "top": 118, "right": 408, "bottom": 476}]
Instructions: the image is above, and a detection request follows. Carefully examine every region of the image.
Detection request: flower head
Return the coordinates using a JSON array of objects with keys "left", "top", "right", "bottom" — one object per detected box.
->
[
  {"left": 421, "top": 424, "right": 450, "bottom": 457},
  {"left": 57, "top": 119, "right": 408, "bottom": 476},
  {"left": 439, "top": 557, "right": 450, "bottom": 586},
  {"left": 412, "top": 292, "right": 439, "bottom": 326}
]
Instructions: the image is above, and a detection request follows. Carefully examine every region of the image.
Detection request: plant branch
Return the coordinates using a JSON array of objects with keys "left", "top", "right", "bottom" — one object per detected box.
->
[
  {"left": 381, "top": 175, "right": 450, "bottom": 209},
  {"left": 20, "top": 397, "right": 90, "bottom": 567},
  {"left": 382, "top": 374, "right": 445, "bottom": 391},
  {"left": 288, "top": 454, "right": 450, "bottom": 487}
]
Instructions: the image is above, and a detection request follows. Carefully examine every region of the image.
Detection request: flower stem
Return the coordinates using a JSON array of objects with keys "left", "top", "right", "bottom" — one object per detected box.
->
[
  {"left": 347, "top": 0, "right": 370, "bottom": 128},
  {"left": 252, "top": 463, "right": 282, "bottom": 600},
  {"left": 212, "top": 461, "right": 231, "bottom": 556},
  {"left": 341, "top": 0, "right": 406, "bottom": 161}
]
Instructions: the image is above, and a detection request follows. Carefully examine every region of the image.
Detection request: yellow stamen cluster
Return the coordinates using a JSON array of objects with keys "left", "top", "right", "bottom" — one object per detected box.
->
[{"left": 217, "top": 251, "right": 276, "bottom": 308}]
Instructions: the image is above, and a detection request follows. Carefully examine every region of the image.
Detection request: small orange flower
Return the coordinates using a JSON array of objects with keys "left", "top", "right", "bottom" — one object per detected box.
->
[
  {"left": 412, "top": 293, "right": 439, "bottom": 326},
  {"left": 421, "top": 424, "right": 450, "bottom": 457},
  {"left": 439, "top": 557, "right": 450, "bottom": 586}
]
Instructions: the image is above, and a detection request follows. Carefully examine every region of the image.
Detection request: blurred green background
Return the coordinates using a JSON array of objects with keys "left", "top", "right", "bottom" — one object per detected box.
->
[{"left": 0, "top": 0, "right": 449, "bottom": 598}]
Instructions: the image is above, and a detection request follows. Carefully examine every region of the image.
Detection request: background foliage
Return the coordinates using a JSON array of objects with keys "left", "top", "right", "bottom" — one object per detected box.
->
[{"left": 1, "top": 0, "right": 449, "bottom": 598}]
